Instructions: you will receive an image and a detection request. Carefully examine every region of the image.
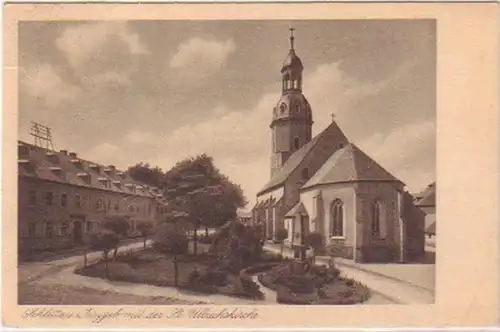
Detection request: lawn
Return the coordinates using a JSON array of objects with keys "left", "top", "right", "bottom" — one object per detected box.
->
[{"left": 18, "top": 283, "right": 201, "bottom": 305}]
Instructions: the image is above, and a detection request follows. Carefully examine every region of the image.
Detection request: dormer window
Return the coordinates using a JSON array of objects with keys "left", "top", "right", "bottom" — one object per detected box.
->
[
  {"left": 46, "top": 152, "right": 59, "bottom": 164},
  {"left": 112, "top": 180, "right": 122, "bottom": 188},
  {"left": 89, "top": 164, "right": 101, "bottom": 173},
  {"left": 77, "top": 172, "right": 91, "bottom": 184},
  {"left": 97, "top": 177, "right": 111, "bottom": 188},
  {"left": 49, "top": 166, "right": 65, "bottom": 180},
  {"left": 18, "top": 144, "right": 30, "bottom": 159},
  {"left": 71, "top": 158, "right": 83, "bottom": 169}
]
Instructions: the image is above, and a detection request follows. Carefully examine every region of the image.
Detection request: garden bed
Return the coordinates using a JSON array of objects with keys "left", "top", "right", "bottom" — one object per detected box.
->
[
  {"left": 258, "top": 262, "right": 371, "bottom": 305},
  {"left": 75, "top": 248, "right": 273, "bottom": 300}
]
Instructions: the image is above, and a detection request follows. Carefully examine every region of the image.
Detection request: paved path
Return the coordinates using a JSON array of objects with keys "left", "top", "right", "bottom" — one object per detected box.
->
[
  {"left": 19, "top": 240, "right": 414, "bottom": 305},
  {"left": 264, "top": 244, "right": 435, "bottom": 305},
  {"left": 19, "top": 241, "right": 262, "bottom": 305}
]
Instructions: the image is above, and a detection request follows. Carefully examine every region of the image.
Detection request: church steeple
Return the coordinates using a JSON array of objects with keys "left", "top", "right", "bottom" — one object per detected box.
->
[
  {"left": 289, "top": 27, "right": 295, "bottom": 50},
  {"left": 270, "top": 28, "right": 313, "bottom": 177},
  {"left": 281, "top": 27, "right": 304, "bottom": 94}
]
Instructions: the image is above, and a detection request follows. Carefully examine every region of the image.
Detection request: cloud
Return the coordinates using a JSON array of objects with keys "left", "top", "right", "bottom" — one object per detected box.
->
[
  {"left": 56, "top": 22, "right": 148, "bottom": 68},
  {"left": 123, "top": 130, "right": 155, "bottom": 145},
  {"left": 21, "top": 64, "right": 81, "bottom": 107},
  {"left": 113, "top": 60, "right": 434, "bottom": 203},
  {"left": 55, "top": 22, "right": 148, "bottom": 88},
  {"left": 168, "top": 37, "right": 236, "bottom": 85},
  {"left": 85, "top": 143, "right": 121, "bottom": 166},
  {"left": 356, "top": 120, "right": 436, "bottom": 192}
]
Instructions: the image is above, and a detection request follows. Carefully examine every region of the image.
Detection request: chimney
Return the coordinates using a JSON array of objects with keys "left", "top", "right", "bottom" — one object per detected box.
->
[
  {"left": 69, "top": 152, "right": 77, "bottom": 159},
  {"left": 60, "top": 149, "right": 68, "bottom": 155}
]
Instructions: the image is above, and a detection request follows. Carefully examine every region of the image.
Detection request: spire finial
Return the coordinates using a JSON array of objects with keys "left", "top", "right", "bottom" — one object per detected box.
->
[
  {"left": 289, "top": 26, "right": 295, "bottom": 50},
  {"left": 330, "top": 113, "right": 335, "bottom": 122}
]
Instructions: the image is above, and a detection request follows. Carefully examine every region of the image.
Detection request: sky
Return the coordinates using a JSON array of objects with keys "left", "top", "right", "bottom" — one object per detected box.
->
[{"left": 19, "top": 20, "right": 436, "bottom": 208}]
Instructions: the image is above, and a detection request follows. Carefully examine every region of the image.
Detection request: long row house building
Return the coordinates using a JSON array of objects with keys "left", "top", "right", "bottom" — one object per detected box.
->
[{"left": 18, "top": 141, "right": 168, "bottom": 256}]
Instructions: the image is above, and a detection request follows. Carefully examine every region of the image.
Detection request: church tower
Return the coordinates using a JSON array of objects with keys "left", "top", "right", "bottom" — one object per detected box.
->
[{"left": 270, "top": 28, "right": 313, "bottom": 177}]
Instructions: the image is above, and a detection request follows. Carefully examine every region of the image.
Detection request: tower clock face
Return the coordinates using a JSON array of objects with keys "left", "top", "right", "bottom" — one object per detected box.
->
[{"left": 280, "top": 102, "right": 287, "bottom": 114}]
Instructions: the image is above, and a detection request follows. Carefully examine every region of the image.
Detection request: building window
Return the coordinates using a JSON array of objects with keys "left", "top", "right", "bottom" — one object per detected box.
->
[
  {"left": 372, "top": 200, "right": 382, "bottom": 237},
  {"left": 136, "top": 206, "right": 140, "bottom": 213},
  {"left": 293, "top": 137, "right": 300, "bottom": 150},
  {"left": 86, "top": 221, "right": 92, "bottom": 233},
  {"left": 46, "top": 222, "right": 54, "bottom": 238},
  {"left": 330, "top": 199, "right": 343, "bottom": 237},
  {"left": 61, "top": 193, "right": 68, "bottom": 207},
  {"left": 28, "top": 223, "right": 36, "bottom": 238},
  {"left": 107, "top": 200, "right": 112, "bottom": 210},
  {"left": 129, "top": 205, "right": 134, "bottom": 213},
  {"left": 114, "top": 202, "right": 119, "bottom": 211},
  {"left": 95, "top": 198, "right": 103, "bottom": 210},
  {"left": 60, "top": 222, "right": 68, "bottom": 236},
  {"left": 45, "top": 192, "right": 54, "bottom": 206},
  {"left": 74, "top": 194, "right": 81, "bottom": 208},
  {"left": 301, "top": 168, "right": 309, "bottom": 181},
  {"left": 28, "top": 190, "right": 36, "bottom": 205}
]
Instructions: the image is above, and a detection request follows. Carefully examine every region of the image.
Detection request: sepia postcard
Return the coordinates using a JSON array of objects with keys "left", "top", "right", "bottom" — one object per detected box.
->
[{"left": 2, "top": 2, "right": 499, "bottom": 329}]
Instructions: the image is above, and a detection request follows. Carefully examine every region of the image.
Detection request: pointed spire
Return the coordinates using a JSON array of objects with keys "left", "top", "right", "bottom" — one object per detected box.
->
[{"left": 289, "top": 26, "right": 295, "bottom": 50}]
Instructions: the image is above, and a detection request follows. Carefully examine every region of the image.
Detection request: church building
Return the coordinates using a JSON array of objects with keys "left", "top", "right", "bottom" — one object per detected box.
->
[{"left": 252, "top": 29, "right": 426, "bottom": 263}]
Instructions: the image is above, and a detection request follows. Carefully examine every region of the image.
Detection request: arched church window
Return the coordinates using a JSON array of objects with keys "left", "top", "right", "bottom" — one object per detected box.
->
[
  {"left": 293, "top": 137, "right": 300, "bottom": 150},
  {"left": 371, "top": 200, "right": 382, "bottom": 237},
  {"left": 301, "top": 168, "right": 309, "bottom": 181},
  {"left": 331, "top": 199, "right": 343, "bottom": 237}
]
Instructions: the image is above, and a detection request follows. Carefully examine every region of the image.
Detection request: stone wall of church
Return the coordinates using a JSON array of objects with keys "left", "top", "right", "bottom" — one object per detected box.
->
[
  {"left": 354, "top": 181, "right": 404, "bottom": 263},
  {"left": 300, "top": 184, "right": 356, "bottom": 246}
]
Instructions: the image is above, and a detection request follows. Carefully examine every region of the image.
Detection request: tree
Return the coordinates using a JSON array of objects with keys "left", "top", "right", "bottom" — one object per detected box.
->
[
  {"left": 127, "top": 162, "right": 164, "bottom": 188},
  {"left": 162, "top": 154, "right": 247, "bottom": 255},
  {"left": 153, "top": 221, "right": 189, "bottom": 287},
  {"left": 103, "top": 216, "right": 130, "bottom": 260},
  {"left": 89, "top": 231, "right": 119, "bottom": 278},
  {"left": 305, "top": 232, "right": 324, "bottom": 264},
  {"left": 137, "top": 222, "right": 154, "bottom": 248},
  {"left": 275, "top": 228, "right": 288, "bottom": 257}
]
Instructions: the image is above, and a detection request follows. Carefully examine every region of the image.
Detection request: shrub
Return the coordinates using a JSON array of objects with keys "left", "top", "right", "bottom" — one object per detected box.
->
[
  {"left": 285, "top": 275, "right": 315, "bottom": 294},
  {"left": 232, "top": 274, "right": 264, "bottom": 300},
  {"left": 201, "top": 268, "right": 228, "bottom": 286}
]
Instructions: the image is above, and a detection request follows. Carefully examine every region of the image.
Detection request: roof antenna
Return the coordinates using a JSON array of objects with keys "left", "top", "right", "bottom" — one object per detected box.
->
[{"left": 29, "top": 122, "right": 55, "bottom": 151}]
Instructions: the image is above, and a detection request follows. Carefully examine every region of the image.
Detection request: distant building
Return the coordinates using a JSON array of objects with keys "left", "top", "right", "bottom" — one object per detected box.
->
[
  {"left": 18, "top": 141, "right": 168, "bottom": 255},
  {"left": 414, "top": 182, "right": 436, "bottom": 237},
  {"left": 252, "top": 29, "right": 426, "bottom": 263},
  {"left": 236, "top": 210, "right": 252, "bottom": 224}
]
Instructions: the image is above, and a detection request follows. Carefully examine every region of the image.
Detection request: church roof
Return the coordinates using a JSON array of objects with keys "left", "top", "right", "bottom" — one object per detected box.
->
[
  {"left": 281, "top": 49, "right": 303, "bottom": 72},
  {"left": 301, "top": 142, "right": 402, "bottom": 189},
  {"left": 414, "top": 182, "right": 436, "bottom": 207},
  {"left": 284, "top": 201, "right": 307, "bottom": 218},
  {"left": 257, "top": 121, "right": 346, "bottom": 196}
]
